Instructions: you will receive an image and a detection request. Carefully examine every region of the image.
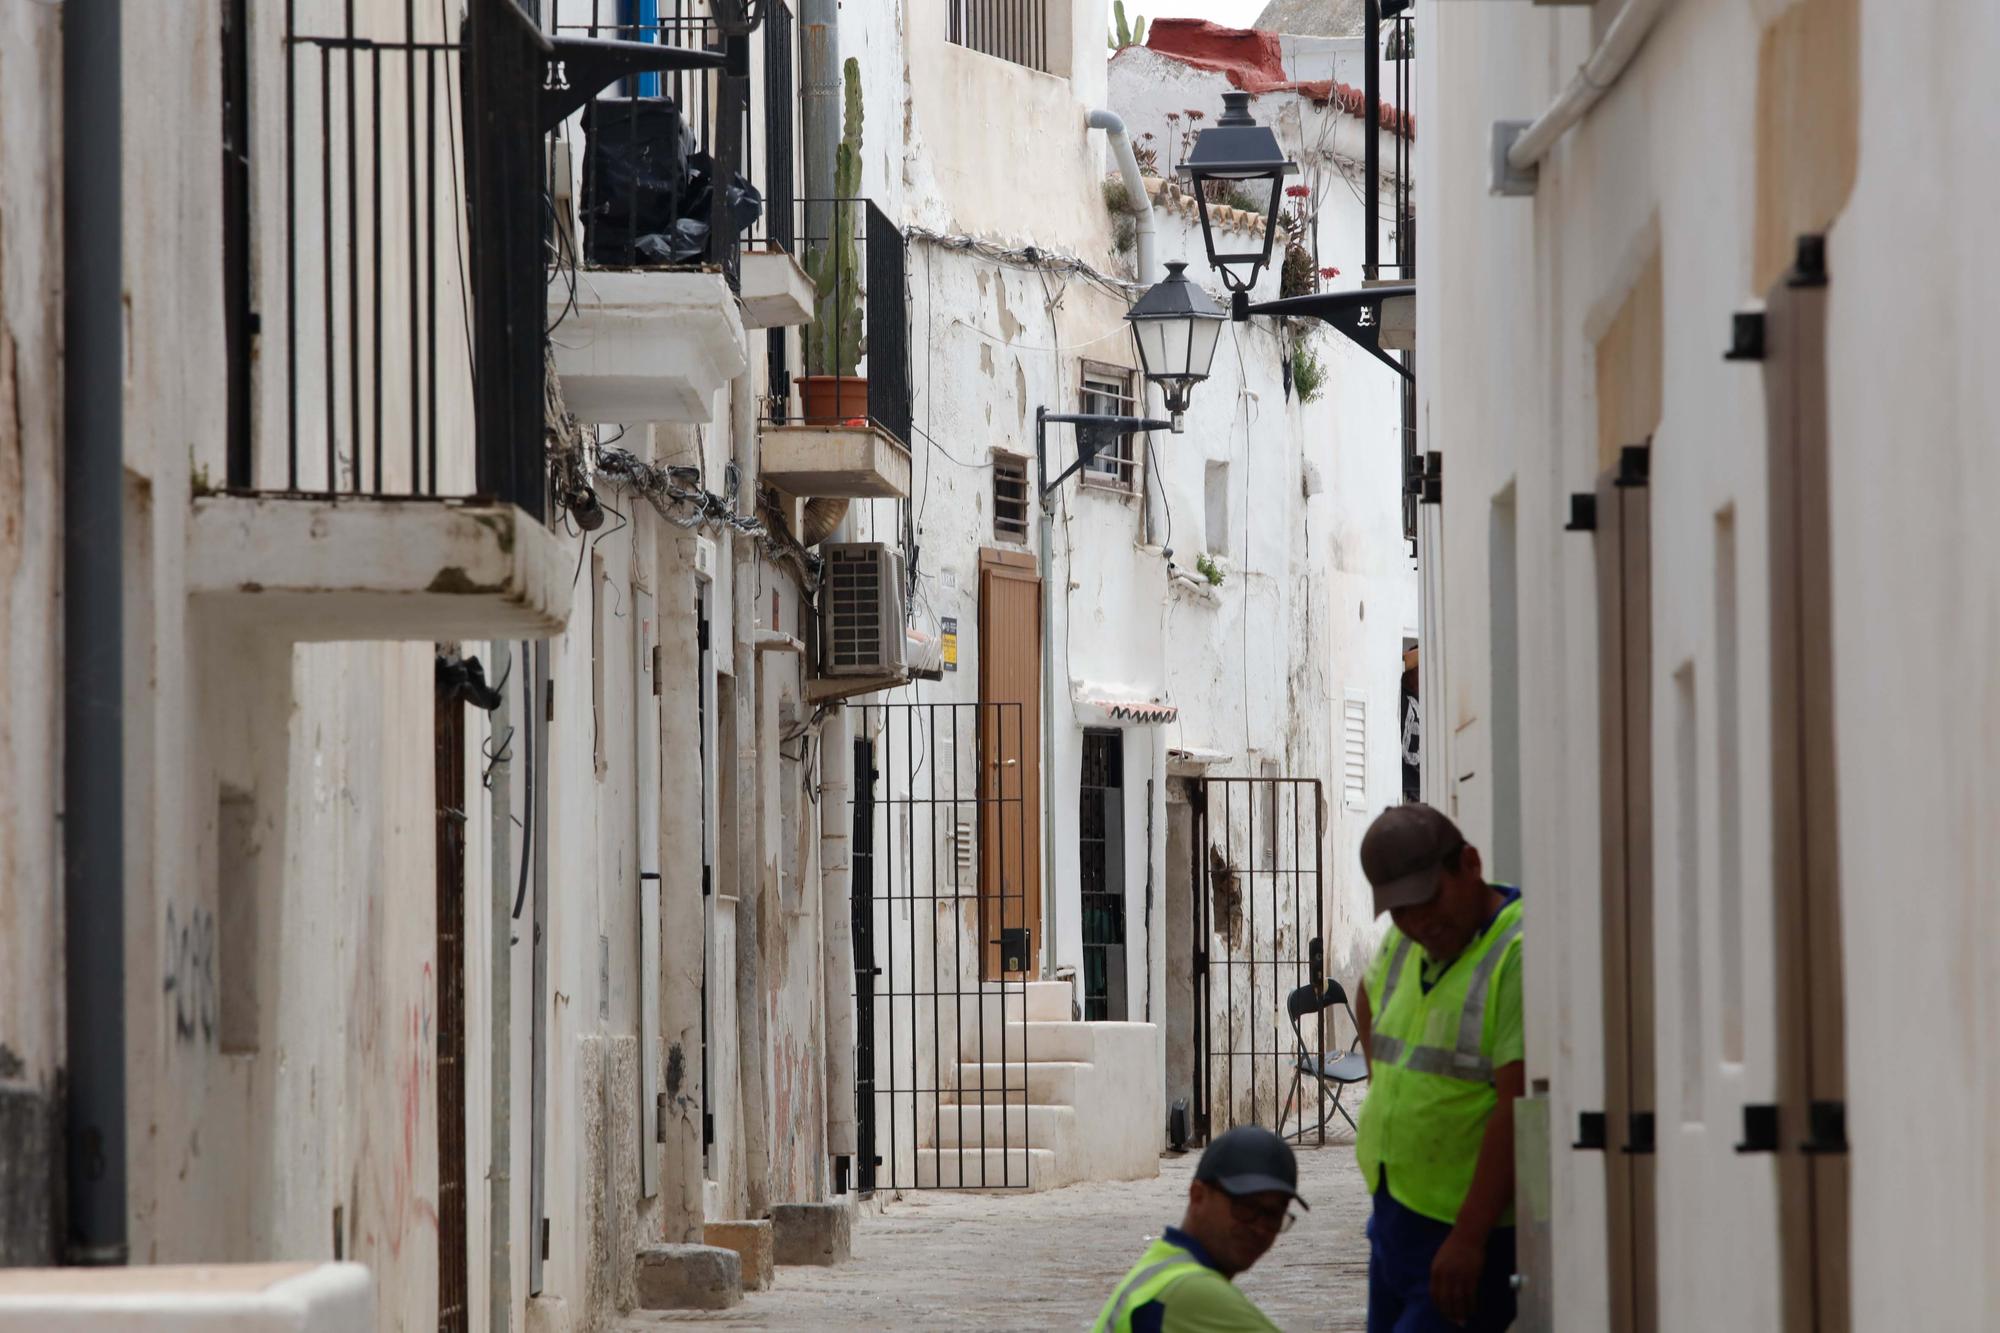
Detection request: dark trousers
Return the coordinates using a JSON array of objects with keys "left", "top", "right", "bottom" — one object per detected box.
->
[{"left": 1367, "top": 1186, "right": 1517, "bottom": 1333}]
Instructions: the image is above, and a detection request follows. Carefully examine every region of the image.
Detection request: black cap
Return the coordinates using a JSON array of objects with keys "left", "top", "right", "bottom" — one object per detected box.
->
[{"left": 1193, "top": 1126, "right": 1309, "bottom": 1210}]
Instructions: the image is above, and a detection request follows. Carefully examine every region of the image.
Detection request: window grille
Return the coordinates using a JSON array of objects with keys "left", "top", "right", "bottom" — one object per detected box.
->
[
  {"left": 948, "top": 0, "right": 1049, "bottom": 73},
  {"left": 994, "top": 454, "right": 1030, "bottom": 542}
]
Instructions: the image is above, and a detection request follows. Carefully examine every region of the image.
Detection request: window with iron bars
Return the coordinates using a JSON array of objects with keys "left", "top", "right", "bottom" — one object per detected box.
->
[
  {"left": 993, "top": 453, "right": 1030, "bottom": 543},
  {"left": 1078, "top": 363, "right": 1140, "bottom": 493},
  {"left": 1079, "top": 730, "right": 1126, "bottom": 1021},
  {"left": 948, "top": 0, "right": 1050, "bottom": 74}
]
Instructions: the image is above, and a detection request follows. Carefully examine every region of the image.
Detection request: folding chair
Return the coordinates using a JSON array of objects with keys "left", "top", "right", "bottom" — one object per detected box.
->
[{"left": 1279, "top": 979, "right": 1370, "bottom": 1142}]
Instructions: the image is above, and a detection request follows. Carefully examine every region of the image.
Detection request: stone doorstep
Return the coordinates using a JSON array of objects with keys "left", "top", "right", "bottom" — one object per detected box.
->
[
  {"left": 703, "top": 1220, "right": 775, "bottom": 1292},
  {"left": 632, "top": 1244, "right": 742, "bottom": 1312},
  {"left": 769, "top": 1201, "right": 855, "bottom": 1267}
]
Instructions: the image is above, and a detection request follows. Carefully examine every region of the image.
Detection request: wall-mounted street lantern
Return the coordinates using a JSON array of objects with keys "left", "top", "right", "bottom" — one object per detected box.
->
[
  {"left": 1124, "top": 262, "right": 1228, "bottom": 432},
  {"left": 1182, "top": 95, "right": 1416, "bottom": 381},
  {"left": 1177, "top": 91, "right": 1298, "bottom": 296}
]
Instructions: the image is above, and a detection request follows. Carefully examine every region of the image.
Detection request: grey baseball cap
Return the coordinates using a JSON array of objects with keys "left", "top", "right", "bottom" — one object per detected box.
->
[
  {"left": 1194, "top": 1126, "right": 1309, "bottom": 1208},
  {"left": 1360, "top": 803, "right": 1467, "bottom": 916}
]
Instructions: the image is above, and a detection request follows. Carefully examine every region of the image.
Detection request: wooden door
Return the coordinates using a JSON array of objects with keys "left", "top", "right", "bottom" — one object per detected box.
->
[
  {"left": 1596, "top": 449, "right": 1657, "bottom": 1333},
  {"left": 978, "top": 549, "right": 1042, "bottom": 979},
  {"left": 1764, "top": 239, "right": 1850, "bottom": 1333}
]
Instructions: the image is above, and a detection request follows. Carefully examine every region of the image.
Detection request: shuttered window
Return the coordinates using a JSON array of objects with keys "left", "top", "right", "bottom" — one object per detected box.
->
[{"left": 1342, "top": 691, "right": 1367, "bottom": 811}]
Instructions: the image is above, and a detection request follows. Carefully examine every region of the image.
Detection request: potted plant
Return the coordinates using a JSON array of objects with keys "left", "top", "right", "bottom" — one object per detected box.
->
[{"left": 801, "top": 58, "right": 867, "bottom": 424}]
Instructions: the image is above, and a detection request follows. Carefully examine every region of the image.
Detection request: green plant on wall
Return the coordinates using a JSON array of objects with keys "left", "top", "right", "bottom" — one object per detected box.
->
[
  {"left": 1109, "top": 1, "right": 1147, "bottom": 50},
  {"left": 1195, "top": 552, "right": 1226, "bottom": 586},
  {"left": 1290, "top": 335, "right": 1326, "bottom": 405},
  {"left": 805, "top": 57, "right": 865, "bottom": 377}
]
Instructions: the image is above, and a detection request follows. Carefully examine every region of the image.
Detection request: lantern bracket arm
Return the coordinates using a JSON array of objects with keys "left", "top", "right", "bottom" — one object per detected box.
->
[
  {"left": 1236, "top": 283, "right": 1416, "bottom": 382},
  {"left": 1035, "top": 408, "right": 1176, "bottom": 507}
]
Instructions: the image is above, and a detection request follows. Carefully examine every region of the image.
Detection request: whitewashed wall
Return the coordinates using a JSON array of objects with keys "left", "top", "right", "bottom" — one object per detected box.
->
[{"left": 1419, "top": 0, "right": 2000, "bottom": 1325}]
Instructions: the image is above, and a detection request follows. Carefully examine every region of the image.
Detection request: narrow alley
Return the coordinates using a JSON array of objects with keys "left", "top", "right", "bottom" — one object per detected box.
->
[{"left": 628, "top": 1146, "right": 1372, "bottom": 1331}]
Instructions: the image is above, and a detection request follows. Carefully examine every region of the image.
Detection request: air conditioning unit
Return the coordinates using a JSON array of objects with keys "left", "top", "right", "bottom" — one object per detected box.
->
[{"left": 820, "top": 543, "right": 908, "bottom": 678}]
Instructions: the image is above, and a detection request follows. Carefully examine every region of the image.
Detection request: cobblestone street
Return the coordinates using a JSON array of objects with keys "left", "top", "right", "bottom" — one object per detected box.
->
[{"left": 627, "top": 1144, "right": 1372, "bottom": 1332}]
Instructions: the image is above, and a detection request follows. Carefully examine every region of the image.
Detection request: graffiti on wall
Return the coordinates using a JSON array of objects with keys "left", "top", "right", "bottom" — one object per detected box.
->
[{"left": 163, "top": 902, "right": 218, "bottom": 1046}]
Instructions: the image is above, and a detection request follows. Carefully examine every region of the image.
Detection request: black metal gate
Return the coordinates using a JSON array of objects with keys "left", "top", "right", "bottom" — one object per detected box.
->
[
  {"left": 850, "top": 702, "right": 1034, "bottom": 1191},
  {"left": 1191, "top": 776, "right": 1332, "bottom": 1144}
]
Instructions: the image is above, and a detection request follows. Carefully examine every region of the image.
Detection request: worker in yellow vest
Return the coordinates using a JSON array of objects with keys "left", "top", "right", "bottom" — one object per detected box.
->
[
  {"left": 1092, "top": 1126, "right": 1307, "bottom": 1332},
  {"left": 1354, "top": 804, "right": 1523, "bottom": 1331}
]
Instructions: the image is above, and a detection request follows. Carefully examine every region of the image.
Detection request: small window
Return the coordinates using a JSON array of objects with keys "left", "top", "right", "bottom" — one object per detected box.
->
[
  {"left": 1079, "top": 363, "right": 1139, "bottom": 492},
  {"left": 994, "top": 453, "right": 1030, "bottom": 542},
  {"left": 1204, "top": 460, "right": 1231, "bottom": 558}
]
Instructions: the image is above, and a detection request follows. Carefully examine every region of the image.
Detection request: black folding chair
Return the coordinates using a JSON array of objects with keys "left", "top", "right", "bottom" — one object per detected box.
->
[{"left": 1278, "top": 979, "right": 1370, "bottom": 1142}]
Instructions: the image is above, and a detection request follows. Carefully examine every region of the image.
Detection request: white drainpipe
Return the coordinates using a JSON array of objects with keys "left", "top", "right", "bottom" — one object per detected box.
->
[
  {"left": 1504, "top": 0, "right": 1679, "bottom": 176},
  {"left": 1089, "top": 109, "right": 1158, "bottom": 284}
]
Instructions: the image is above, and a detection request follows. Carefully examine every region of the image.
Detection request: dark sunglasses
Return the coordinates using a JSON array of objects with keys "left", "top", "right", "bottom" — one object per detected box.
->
[{"left": 1228, "top": 1197, "right": 1299, "bottom": 1234}]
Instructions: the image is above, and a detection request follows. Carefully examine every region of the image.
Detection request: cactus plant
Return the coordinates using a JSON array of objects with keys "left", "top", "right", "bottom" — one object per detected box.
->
[
  {"left": 805, "top": 58, "right": 865, "bottom": 378},
  {"left": 1109, "top": 2, "right": 1147, "bottom": 50}
]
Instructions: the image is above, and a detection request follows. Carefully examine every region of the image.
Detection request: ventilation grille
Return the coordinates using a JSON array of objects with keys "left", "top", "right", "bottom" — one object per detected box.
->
[
  {"left": 828, "top": 546, "right": 885, "bottom": 671},
  {"left": 1342, "top": 691, "right": 1368, "bottom": 812},
  {"left": 994, "top": 455, "right": 1029, "bottom": 542}
]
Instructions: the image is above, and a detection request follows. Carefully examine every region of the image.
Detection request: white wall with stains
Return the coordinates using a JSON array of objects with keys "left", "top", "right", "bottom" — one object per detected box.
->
[{"left": 830, "top": 2, "right": 1414, "bottom": 1141}]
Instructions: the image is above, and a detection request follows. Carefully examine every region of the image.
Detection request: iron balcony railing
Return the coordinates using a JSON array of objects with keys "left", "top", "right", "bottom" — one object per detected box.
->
[
  {"left": 948, "top": 0, "right": 1048, "bottom": 73},
  {"left": 545, "top": 0, "right": 797, "bottom": 291},
  {"left": 262, "top": 17, "right": 479, "bottom": 503},
  {"left": 766, "top": 197, "right": 910, "bottom": 449},
  {"left": 243, "top": 2, "right": 735, "bottom": 521}
]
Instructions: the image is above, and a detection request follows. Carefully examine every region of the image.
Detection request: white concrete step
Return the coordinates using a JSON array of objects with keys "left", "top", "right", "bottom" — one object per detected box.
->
[
  {"left": 1025, "top": 980, "right": 1074, "bottom": 1023},
  {"left": 913, "top": 1146, "right": 1054, "bottom": 1190},
  {"left": 929, "top": 1101, "right": 1076, "bottom": 1150},
  {"left": 954, "top": 1060, "right": 1087, "bottom": 1105},
  {"left": 1003, "top": 1019, "right": 1098, "bottom": 1062}
]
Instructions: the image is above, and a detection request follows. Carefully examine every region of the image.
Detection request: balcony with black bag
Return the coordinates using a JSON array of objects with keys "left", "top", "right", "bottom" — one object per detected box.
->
[
  {"left": 543, "top": 0, "right": 810, "bottom": 426},
  {"left": 194, "top": 0, "right": 721, "bottom": 641}
]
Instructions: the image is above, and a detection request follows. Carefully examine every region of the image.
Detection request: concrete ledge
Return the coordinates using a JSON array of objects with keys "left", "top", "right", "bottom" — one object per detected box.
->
[
  {"left": 187, "top": 496, "right": 572, "bottom": 642},
  {"left": 703, "top": 1220, "right": 775, "bottom": 1291},
  {"left": 633, "top": 1245, "right": 742, "bottom": 1311},
  {"left": 759, "top": 423, "right": 912, "bottom": 500},
  {"left": 738, "top": 249, "right": 817, "bottom": 329},
  {"left": 549, "top": 268, "right": 746, "bottom": 424},
  {"left": 771, "top": 1201, "right": 854, "bottom": 1267},
  {"left": 0, "top": 1262, "right": 373, "bottom": 1330}
]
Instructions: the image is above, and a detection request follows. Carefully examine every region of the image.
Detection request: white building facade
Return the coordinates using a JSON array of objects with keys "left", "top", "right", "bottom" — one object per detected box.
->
[{"left": 1417, "top": 0, "right": 2000, "bottom": 1328}]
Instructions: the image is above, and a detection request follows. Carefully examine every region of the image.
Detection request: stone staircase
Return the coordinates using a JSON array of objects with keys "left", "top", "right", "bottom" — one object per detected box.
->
[{"left": 914, "top": 981, "right": 1161, "bottom": 1192}]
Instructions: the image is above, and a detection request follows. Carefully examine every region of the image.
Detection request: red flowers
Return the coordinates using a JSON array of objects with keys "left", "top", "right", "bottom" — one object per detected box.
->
[
  {"left": 1285, "top": 184, "right": 1311, "bottom": 199},
  {"left": 1185, "top": 109, "right": 1206, "bottom": 122},
  {"left": 1320, "top": 266, "right": 1341, "bottom": 279}
]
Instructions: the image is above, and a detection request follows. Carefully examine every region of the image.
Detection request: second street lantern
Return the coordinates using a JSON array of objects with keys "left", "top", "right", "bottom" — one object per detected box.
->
[
  {"left": 1125, "top": 262, "right": 1227, "bottom": 432},
  {"left": 1178, "top": 91, "right": 1298, "bottom": 295}
]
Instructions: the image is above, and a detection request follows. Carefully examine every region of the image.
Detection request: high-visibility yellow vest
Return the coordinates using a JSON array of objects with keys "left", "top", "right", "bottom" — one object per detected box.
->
[
  {"left": 1091, "top": 1239, "right": 1209, "bottom": 1332},
  {"left": 1355, "top": 896, "right": 1524, "bottom": 1225}
]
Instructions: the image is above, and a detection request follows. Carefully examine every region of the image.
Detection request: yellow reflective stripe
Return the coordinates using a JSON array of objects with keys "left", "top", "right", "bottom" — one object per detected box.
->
[
  {"left": 1453, "top": 916, "right": 1523, "bottom": 1064},
  {"left": 1402, "top": 1045, "right": 1492, "bottom": 1081},
  {"left": 1096, "top": 1255, "right": 1207, "bottom": 1332},
  {"left": 1376, "top": 935, "right": 1416, "bottom": 1010}
]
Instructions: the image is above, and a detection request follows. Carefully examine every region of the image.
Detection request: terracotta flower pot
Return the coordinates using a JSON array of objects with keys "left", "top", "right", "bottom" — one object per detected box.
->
[{"left": 799, "top": 374, "right": 869, "bottom": 425}]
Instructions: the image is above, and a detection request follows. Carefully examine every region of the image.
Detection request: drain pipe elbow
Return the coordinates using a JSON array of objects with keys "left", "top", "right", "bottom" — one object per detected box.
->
[{"left": 1089, "top": 108, "right": 1157, "bottom": 284}]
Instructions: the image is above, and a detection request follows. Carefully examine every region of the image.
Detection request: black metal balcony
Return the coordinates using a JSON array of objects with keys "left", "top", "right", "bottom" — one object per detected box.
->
[
  {"left": 545, "top": 0, "right": 798, "bottom": 292},
  {"left": 764, "top": 197, "right": 910, "bottom": 447}
]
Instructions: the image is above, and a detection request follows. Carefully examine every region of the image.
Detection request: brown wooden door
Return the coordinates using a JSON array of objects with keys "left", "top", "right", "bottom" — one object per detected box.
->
[
  {"left": 1596, "top": 451, "right": 1657, "bottom": 1333},
  {"left": 978, "top": 549, "right": 1042, "bottom": 979},
  {"left": 1764, "top": 239, "right": 1850, "bottom": 1333}
]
